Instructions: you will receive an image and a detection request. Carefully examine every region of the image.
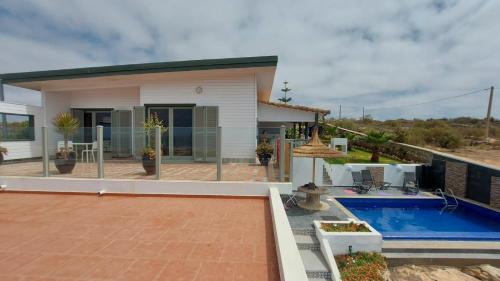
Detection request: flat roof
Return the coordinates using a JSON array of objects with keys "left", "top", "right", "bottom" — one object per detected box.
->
[
  {"left": 0, "top": 192, "right": 279, "bottom": 280},
  {"left": 0, "top": 55, "right": 278, "bottom": 84}
]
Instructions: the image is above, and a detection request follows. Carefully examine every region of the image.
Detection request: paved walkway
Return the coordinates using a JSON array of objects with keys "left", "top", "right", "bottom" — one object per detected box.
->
[
  {"left": 0, "top": 160, "right": 279, "bottom": 182},
  {"left": 0, "top": 193, "right": 279, "bottom": 281}
]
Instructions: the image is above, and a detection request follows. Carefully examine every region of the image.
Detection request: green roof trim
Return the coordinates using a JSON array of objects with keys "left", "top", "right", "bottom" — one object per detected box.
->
[{"left": 0, "top": 56, "right": 278, "bottom": 84}]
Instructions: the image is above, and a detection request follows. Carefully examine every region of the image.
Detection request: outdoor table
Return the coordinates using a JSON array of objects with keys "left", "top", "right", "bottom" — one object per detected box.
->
[
  {"left": 72, "top": 142, "right": 93, "bottom": 163},
  {"left": 297, "top": 186, "right": 330, "bottom": 211}
]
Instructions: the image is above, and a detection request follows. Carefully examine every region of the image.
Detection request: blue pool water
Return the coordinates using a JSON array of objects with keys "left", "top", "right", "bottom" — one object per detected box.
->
[{"left": 337, "top": 198, "right": 500, "bottom": 240}]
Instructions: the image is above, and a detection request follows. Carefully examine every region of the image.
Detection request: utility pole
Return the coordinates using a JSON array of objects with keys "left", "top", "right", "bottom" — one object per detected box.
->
[
  {"left": 485, "top": 86, "right": 495, "bottom": 139},
  {"left": 362, "top": 106, "right": 365, "bottom": 121},
  {"left": 338, "top": 105, "right": 342, "bottom": 120}
]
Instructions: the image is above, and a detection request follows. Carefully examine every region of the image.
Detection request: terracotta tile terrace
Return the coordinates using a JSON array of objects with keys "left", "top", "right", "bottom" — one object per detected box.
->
[
  {"left": 0, "top": 160, "right": 279, "bottom": 182},
  {"left": 0, "top": 192, "right": 280, "bottom": 281}
]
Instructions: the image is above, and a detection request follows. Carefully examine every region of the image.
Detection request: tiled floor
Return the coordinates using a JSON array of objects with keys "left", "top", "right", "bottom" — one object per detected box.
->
[
  {"left": 0, "top": 160, "right": 279, "bottom": 182},
  {"left": 0, "top": 193, "right": 280, "bottom": 281}
]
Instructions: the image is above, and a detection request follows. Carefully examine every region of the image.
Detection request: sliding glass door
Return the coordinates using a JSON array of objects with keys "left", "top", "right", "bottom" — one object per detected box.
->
[{"left": 147, "top": 107, "right": 193, "bottom": 161}]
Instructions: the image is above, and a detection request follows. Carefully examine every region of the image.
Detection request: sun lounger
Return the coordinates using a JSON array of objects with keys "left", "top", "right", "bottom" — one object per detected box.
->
[
  {"left": 351, "top": 171, "right": 370, "bottom": 194},
  {"left": 403, "top": 172, "right": 419, "bottom": 194},
  {"left": 364, "top": 169, "right": 392, "bottom": 190}
]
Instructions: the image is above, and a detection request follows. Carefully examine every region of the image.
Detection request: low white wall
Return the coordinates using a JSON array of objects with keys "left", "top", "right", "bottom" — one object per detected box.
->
[
  {"left": 292, "top": 157, "right": 325, "bottom": 189},
  {"left": 324, "top": 163, "right": 419, "bottom": 187},
  {"left": 269, "top": 187, "right": 308, "bottom": 281},
  {"left": 0, "top": 176, "right": 292, "bottom": 196},
  {"left": 0, "top": 102, "right": 43, "bottom": 160}
]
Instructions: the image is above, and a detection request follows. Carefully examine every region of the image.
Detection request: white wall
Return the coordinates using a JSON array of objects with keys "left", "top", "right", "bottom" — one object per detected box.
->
[
  {"left": 324, "top": 163, "right": 419, "bottom": 187},
  {"left": 291, "top": 159, "right": 419, "bottom": 189},
  {"left": 0, "top": 102, "right": 42, "bottom": 160},
  {"left": 258, "top": 103, "right": 316, "bottom": 122},
  {"left": 68, "top": 87, "right": 139, "bottom": 110},
  {"left": 141, "top": 74, "right": 257, "bottom": 160},
  {"left": 292, "top": 158, "right": 325, "bottom": 189}
]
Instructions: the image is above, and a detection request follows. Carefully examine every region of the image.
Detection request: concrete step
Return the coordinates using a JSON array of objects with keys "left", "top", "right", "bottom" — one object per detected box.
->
[
  {"left": 294, "top": 233, "right": 321, "bottom": 250},
  {"left": 292, "top": 228, "right": 315, "bottom": 235},
  {"left": 322, "top": 166, "right": 332, "bottom": 185},
  {"left": 308, "top": 278, "right": 332, "bottom": 281},
  {"left": 383, "top": 247, "right": 500, "bottom": 255},
  {"left": 299, "top": 249, "right": 331, "bottom": 279}
]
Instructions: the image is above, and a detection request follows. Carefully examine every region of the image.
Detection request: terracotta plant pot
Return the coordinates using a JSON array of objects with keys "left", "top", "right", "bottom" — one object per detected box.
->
[
  {"left": 54, "top": 152, "right": 77, "bottom": 174},
  {"left": 142, "top": 159, "right": 156, "bottom": 175},
  {"left": 257, "top": 153, "right": 272, "bottom": 166}
]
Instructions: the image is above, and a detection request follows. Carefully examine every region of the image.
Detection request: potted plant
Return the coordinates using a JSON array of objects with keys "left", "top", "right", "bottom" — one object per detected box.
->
[
  {"left": 142, "top": 113, "right": 166, "bottom": 175},
  {"left": 53, "top": 112, "right": 79, "bottom": 174},
  {"left": 256, "top": 141, "right": 273, "bottom": 166}
]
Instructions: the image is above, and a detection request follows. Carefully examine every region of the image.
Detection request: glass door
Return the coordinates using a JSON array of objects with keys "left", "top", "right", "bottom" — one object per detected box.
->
[
  {"left": 147, "top": 107, "right": 193, "bottom": 161},
  {"left": 173, "top": 108, "right": 193, "bottom": 157}
]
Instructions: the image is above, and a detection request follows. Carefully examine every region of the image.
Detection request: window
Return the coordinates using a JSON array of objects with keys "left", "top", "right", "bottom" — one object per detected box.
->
[{"left": 0, "top": 113, "right": 35, "bottom": 141}]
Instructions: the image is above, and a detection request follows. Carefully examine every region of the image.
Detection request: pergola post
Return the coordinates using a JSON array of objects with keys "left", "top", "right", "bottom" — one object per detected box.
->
[
  {"left": 42, "top": 127, "right": 49, "bottom": 177},
  {"left": 97, "top": 125, "right": 104, "bottom": 178},
  {"left": 280, "top": 125, "right": 286, "bottom": 182},
  {"left": 155, "top": 125, "right": 161, "bottom": 180}
]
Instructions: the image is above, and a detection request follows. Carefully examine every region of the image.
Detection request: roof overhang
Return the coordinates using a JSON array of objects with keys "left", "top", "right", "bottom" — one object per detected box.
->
[
  {"left": 0, "top": 56, "right": 277, "bottom": 101},
  {"left": 259, "top": 101, "right": 330, "bottom": 115}
]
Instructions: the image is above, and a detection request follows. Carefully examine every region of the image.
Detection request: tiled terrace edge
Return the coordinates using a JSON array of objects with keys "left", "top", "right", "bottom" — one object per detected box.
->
[
  {"left": 269, "top": 187, "right": 308, "bottom": 281},
  {"left": 0, "top": 176, "right": 292, "bottom": 196}
]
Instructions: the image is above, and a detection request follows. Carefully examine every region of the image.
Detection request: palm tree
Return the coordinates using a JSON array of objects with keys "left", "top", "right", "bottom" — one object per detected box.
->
[
  {"left": 52, "top": 112, "right": 79, "bottom": 159},
  {"left": 365, "top": 131, "right": 391, "bottom": 162}
]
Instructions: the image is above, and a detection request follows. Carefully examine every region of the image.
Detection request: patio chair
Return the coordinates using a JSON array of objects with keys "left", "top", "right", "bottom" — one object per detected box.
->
[
  {"left": 351, "top": 171, "right": 370, "bottom": 194},
  {"left": 81, "top": 141, "right": 98, "bottom": 162},
  {"left": 57, "top": 141, "right": 73, "bottom": 152},
  {"left": 283, "top": 190, "right": 299, "bottom": 208},
  {"left": 403, "top": 172, "right": 419, "bottom": 194},
  {"left": 361, "top": 170, "right": 376, "bottom": 191}
]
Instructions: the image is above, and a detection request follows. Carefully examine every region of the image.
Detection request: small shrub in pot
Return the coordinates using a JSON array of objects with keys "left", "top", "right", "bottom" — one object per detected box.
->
[{"left": 256, "top": 142, "right": 273, "bottom": 166}]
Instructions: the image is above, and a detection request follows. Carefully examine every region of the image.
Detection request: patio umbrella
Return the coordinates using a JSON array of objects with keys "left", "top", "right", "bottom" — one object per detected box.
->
[{"left": 293, "top": 127, "right": 346, "bottom": 188}]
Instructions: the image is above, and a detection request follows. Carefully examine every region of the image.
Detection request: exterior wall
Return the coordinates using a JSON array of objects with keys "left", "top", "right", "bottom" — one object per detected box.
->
[
  {"left": 140, "top": 74, "right": 257, "bottom": 160},
  {"left": 257, "top": 103, "right": 316, "bottom": 122},
  {"left": 69, "top": 87, "right": 139, "bottom": 110},
  {"left": 445, "top": 161, "right": 468, "bottom": 198},
  {"left": 0, "top": 102, "right": 42, "bottom": 160}
]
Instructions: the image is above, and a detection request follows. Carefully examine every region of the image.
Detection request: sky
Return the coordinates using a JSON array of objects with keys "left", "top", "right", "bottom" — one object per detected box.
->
[{"left": 0, "top": 0, "right": 498, "bottom": 120}]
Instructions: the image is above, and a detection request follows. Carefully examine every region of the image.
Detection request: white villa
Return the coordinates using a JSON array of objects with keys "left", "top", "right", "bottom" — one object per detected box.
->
[{"left": 0, "top": 56, "right": 329, "bottom": 162}]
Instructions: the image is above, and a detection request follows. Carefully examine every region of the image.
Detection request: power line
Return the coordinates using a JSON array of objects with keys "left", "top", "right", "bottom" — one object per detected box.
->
[{"left": 365, "top": 88, "right": 490, "bottom": 113}]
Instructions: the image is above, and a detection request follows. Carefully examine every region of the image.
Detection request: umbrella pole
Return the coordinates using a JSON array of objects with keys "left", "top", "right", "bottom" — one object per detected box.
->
[{"left": 312, "top": 157, "right": 316, "bottom": 186}]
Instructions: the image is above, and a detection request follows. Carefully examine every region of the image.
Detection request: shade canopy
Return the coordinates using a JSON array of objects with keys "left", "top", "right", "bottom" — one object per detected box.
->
[{"left": 293, "top": 127, "right": 347, "bottom": 159}]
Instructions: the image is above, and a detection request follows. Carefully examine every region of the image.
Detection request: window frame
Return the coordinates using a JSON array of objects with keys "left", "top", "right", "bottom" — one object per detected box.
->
[{"left": 0, "top": 112, "right": 35, "bottom": 142}]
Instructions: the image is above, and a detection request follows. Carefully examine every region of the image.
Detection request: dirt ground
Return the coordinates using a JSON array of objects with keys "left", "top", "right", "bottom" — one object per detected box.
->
[{"left": 431, "top": 146, "right": 500, "bottom": 168}]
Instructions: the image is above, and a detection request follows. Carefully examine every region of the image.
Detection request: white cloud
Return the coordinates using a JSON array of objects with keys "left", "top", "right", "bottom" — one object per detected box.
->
[{"left": 0, "top": 0, "right": 498, "bottom": 119}]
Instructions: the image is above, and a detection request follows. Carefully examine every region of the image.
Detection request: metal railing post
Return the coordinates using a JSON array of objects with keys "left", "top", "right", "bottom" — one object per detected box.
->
[
  {"left": 97, "top": 125, "right": 104, "bottom": 178},
  {"left": 217, "top": 126, "right": 222, "bottom": 181},
  {"left": 155, "top": 125, "right": 161, "bottom": 180},
  {"left": 42, "top": 127, "right": 49, "bottom": 177},
  {"left": 289, "top": 140, "right": 294, "bottom": 182},
  {"left": 280, "top": 125, "right": 286, "bottom": 182}
]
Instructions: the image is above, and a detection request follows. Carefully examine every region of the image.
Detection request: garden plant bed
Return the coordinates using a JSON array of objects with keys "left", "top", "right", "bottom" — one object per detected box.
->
[
  {"left": 314, "top": 220, "right": 382, "bottom": 255},
  {"left": 320, "top": 222, "right": 371, "bottom": 232},
  {"left": 335, "top": 252, "right": 387, "bottom": 281}
]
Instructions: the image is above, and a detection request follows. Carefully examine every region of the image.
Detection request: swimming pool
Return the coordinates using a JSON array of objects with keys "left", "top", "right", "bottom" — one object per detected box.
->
[{"left": 336, "top": 197, "right": 500, "bottom": 241}]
